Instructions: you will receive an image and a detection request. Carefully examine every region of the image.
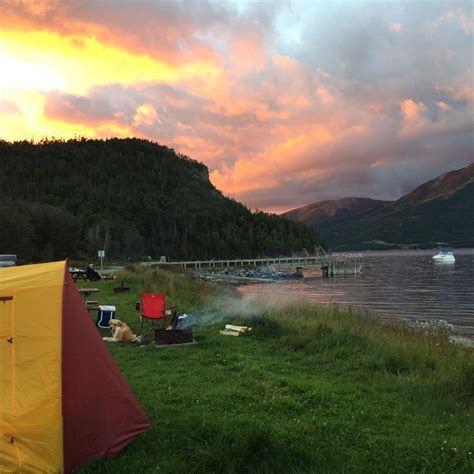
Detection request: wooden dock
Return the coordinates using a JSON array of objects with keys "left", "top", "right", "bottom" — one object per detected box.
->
[{"left": 142, "top": 254, "right": 363, "bottom": 276}]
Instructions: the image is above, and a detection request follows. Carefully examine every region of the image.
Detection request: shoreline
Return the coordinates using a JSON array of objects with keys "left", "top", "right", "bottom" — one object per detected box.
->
[
  {"left": 192, "top": 268, "right": 474, "bottom": 346},
  {"left": 450, "top": 335, "right": 474, "bottom": 348}
]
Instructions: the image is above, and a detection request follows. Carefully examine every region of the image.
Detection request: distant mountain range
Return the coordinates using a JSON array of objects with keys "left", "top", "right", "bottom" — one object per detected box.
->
[{"left": 283, "top": 163, "right": 474, "bottom": 250}]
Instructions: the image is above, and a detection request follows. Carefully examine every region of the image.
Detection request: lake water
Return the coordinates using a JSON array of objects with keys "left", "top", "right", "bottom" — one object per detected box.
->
[{"left": 238, "top": 249, "right": 474, "bottom": 336}]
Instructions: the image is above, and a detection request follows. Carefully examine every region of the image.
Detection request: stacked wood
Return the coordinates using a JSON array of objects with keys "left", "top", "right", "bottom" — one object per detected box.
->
[{"left": 220, "top": 324, "right": 252, "bottom": 337}]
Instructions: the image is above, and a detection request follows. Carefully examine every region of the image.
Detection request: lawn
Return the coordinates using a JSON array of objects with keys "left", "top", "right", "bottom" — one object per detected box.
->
[{"left": 78, "top": 267, "right": 474, "bottom": 473}]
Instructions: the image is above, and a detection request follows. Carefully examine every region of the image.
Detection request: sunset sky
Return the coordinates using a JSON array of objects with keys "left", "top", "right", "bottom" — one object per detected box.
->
[{"left": 0, "top": 0, "right": 472, "bottom": 212}]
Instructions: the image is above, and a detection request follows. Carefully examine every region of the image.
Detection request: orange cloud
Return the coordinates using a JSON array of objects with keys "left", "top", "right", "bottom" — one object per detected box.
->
[
  {"left": 229, "top": 33, "right": 267, "bottom": 73},
  {"left": 0, "top": 30, "right": 222, "bottom": 95},
  {"left": 1, "top": 1, "right": 472, "bottom": 211},
  {"left": 0, "top": 1, "right": 221, "bottom": 66},
  {"left": 316, "top": 86, "right": 334, "bottom": 104},
  {"left": 211, "top": 124, "right": 340, "bottom": 194},
  {"left": 0, "top": 22, "right": 222, "bottom": 143},
  {"left": 133, "top": 104, "right": 160, "bottom": 127},
  {"left": 400, "top": 99, "right": 426, "bottom": 121}
]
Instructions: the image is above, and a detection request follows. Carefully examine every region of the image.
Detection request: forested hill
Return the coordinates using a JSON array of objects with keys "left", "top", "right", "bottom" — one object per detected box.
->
[{"left": 0, "top": 138, "right": 324, "bottom": 262}]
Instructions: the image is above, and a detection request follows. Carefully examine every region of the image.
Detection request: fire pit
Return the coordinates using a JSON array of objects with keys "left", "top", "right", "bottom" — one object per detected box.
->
[{"left": 154, "top": 327, "right": 194, "bottom": 346}]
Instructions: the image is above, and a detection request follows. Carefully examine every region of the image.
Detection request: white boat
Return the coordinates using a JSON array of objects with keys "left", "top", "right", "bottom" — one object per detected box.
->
[{"left": 431, "top": 248, "right": 455, "bottom": 263}]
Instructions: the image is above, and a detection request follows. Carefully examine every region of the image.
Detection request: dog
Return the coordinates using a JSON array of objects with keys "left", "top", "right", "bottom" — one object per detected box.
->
[{"left": 102, "top": 319, "right": 139, "bottom": 343}]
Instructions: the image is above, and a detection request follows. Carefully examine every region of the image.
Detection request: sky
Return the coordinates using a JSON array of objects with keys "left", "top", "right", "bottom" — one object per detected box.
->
[{"left": 0, "top": 0, "right": 472, "bottom": 212}]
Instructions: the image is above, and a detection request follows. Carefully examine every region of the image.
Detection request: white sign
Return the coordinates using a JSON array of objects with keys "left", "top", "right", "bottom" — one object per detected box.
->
[{"left": 98, "top": 250, "right": 105, "bottom": 257}]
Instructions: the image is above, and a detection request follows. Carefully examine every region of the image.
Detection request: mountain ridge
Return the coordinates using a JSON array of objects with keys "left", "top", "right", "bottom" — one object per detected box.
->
[
  {"left": 283, "top": 197, "right": 392, "bottom": 227},
  {"left": 283, "top": 163, "right": 474, "bottom": 250},
  {"left": 394, "top": 163, "right": 474, "bottom": 207}
]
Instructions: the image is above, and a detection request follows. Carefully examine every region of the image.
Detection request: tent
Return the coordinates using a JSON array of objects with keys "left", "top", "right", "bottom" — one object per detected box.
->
[{"left": 0, "top": 261, "right": 150, "bottom": 473}]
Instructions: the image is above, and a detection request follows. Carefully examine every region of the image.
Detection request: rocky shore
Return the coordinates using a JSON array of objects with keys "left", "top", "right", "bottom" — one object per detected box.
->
[
  {"left": 193, "top": 265, "right": 304, "bottom": 284},
  {"left": 406, "top": 319, "right": 474, "bottom": 347}
]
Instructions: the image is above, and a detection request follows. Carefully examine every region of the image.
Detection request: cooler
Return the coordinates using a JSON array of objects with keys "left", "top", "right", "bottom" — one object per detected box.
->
[{"left": 97, "top": 305, "right": 116, "bottom": 328}]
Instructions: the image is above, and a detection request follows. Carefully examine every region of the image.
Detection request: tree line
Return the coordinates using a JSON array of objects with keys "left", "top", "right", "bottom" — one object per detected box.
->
[{"left": 0, "top": 138, "right": 326, "bottom": 262}]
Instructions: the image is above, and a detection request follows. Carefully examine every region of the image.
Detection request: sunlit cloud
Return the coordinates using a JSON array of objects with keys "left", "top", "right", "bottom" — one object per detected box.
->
[
  {"left": 0, "top": 0, "right": 472, "bottom": 212},
  {"left": 400, "top": 99, "right": 426, "bottom": 121},
  {"left": 0, "top": 30, "right": 222, "bottom": 95}
]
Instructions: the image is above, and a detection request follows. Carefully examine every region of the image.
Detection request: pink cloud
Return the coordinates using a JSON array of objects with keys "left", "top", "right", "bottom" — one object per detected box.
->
[{"left": 2, "top": 1, "right": 473, "bottom": 211}]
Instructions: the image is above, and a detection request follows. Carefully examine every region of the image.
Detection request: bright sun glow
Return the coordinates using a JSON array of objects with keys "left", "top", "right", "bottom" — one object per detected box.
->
[
  {"left": 0, "top": 29, "right": 222, "bottom": 141},
  {"left": 0, "top": 51, "right": 65, "bottom": 91},
  {"left": 0, "top": 30, "right": 221, "bottom": 95}
]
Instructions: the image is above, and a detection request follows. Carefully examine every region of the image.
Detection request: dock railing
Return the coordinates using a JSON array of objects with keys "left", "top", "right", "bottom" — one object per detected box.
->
[{"left": 141, "top": 254, "right": 363, "bottom": 275}]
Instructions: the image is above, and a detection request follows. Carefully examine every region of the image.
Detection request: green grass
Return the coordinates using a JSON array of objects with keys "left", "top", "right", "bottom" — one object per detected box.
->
[{"left": 78, "top": 267, "right": 474, "bottom": 473}]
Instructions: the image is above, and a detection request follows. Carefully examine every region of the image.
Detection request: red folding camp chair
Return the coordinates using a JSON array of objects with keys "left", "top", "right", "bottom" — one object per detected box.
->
[{"left": 136, "top": 293, "right": 174, "bottom": 339}]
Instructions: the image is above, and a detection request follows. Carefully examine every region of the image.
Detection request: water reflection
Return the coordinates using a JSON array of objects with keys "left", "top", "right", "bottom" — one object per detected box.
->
[{"left": 239, "top": 249, "right": 474, "bottom": 335}]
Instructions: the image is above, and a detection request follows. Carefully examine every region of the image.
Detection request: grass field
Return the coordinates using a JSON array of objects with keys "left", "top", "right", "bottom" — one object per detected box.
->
[{"left": 78, "top": 266, "right": 474, "bottom": 473}]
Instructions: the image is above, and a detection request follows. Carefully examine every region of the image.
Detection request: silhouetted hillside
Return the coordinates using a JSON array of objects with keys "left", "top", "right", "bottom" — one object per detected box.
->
[{"left": 0, "top": 138, "right": 324, "bottom": 262}]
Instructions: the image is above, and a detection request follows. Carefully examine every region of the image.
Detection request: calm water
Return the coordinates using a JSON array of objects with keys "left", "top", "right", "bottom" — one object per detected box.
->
[{"left": 239, "top": 249, "right": 474, "bottom": 336}]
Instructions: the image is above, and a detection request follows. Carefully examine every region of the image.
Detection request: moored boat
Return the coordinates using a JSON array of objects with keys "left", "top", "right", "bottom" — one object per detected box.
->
[{"left": 431, "top": 248, "right": 455, "bottom": 263}]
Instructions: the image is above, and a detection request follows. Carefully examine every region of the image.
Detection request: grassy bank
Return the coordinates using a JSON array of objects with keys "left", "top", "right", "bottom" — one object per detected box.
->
[{"left": 79, "top": 267, "right": 473, "bottom": 473}]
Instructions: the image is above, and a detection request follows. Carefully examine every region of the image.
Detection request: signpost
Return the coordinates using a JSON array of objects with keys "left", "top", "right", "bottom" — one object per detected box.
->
[{"left": 98, "top": 250, "right": 105, "bottom": 270}]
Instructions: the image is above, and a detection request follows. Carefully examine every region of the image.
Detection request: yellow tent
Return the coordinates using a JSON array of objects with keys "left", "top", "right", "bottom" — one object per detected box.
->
[{"left": 0, "top": 261, "right": 149, "bottom": 473}]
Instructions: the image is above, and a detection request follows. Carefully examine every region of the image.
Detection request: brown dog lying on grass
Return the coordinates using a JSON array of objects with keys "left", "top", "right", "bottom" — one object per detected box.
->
[{"left": 103, "top": 319, "right": 139, "bottom": 342}]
